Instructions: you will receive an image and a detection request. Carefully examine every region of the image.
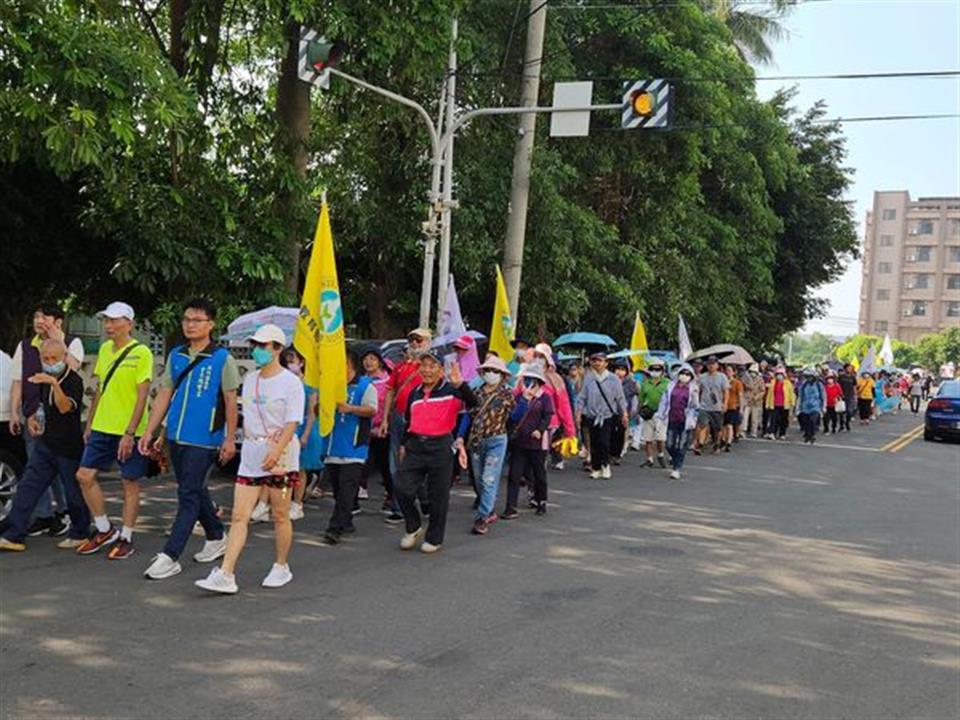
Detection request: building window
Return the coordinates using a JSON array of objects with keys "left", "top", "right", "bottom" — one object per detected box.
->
[
  {"left": 948, "top": 274, "right": 960, "bottom": 290},
  {"left": 907, "top": 274, "right": 931, "bottom": 290},
  {"left": 882, "top": 209, "right": 897, "bottom": 221},
  {"left": 909, "top": 220, "right": 934, "bottom": 235},
  {"left": 903, "top": 300, "right": 927, "bottom": 317},
  {"left": 950, "top": 219, "right": 960, "bottom": 235},
  {"left": 879, "top": 234, "right": 894, "bottom": 247},
  {"left": 950, "top": 247, "right": 960, "bottom": 263},
  {"left": 874, "top": 320, "right": 888, "bottom": 332},
  {"left": 907, "top": 246, "right": 933, "bottom": 262},
  {"left": 878, "top": 262, "right": 893, "bottom": 274},
  {"left": 876, "top": 288, "right": 890, "bottom": 300},
  {"left": 948, "top": 302, "right": 960, "bottom": 318}
]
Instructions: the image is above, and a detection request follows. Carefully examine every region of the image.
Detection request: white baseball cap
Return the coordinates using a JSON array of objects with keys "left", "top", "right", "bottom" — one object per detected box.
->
[
  {"left": 247, "top": 323, "right": 288, "bottom": 347},
  {"left": 98, "top": 301, "right": 135, "bottom": 320}
]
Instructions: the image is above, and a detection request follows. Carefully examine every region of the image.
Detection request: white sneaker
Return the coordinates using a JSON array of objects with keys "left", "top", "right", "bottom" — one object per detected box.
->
[
  {"left": 400, "top": 525, "right": 426, "bottom": 550},
  {"left": 193, "top": 537, "right": 227, "bottom": 563},
  {"left": 195, "top": 567, "right": 238, "bottom": 594},
  {"left": 288, "top": 502, "right": 304, "bottom": 521},
  {"left": 357, "top": 487, "right": 369, "bottom": 500},
  {"left": 670, "top": 470, "right": 681, "bottom": 480},
  {"left": 420, "top": 542, "right": 441, "bottom": 554},
  {"left": 552, "top": 461, "right": 565, "bottom": 471},
  {"left": 250, "top": 501, "right": 270, "bottom": 523},
  {"left": 589, "top": 470, "right": 602, "bottom": 480},
  {"left": 144, "top": 552, "right": 182, "bottom": 580},
  {"left": 261, "top": 563, "right": 293, "bottom": 588},
  {"left": 602, "top": 465, "right": 612, "bottom": 479}
]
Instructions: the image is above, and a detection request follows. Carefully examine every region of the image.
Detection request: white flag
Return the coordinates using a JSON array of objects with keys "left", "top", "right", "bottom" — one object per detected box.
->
[
  {"left": 438, "top": 275, "right": 465, "bottom": 340},
  {"left": 861, "top": 345, "right": 877, "bottom": 374},
  {"left": 879, "top": 333, "right": 894, "bottom": 366},
  {"left": 678, "top": 314, "right": 694, "bottom": 362}
]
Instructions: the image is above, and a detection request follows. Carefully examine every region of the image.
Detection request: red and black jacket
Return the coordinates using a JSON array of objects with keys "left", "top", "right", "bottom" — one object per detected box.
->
[{"left": 404, "top": 380, "right": 477, "bottom": 441}]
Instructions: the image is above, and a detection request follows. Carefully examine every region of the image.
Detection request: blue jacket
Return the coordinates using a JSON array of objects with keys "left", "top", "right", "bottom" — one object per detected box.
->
[
  {"left": 796, "top": 379, "right": 826, "bottom": 415},
  {"left": 325, "top": 376, "right": 373, "bottom": 461},
  {"left": 166, "top": 345, "right": 229, "bottom": 449}
]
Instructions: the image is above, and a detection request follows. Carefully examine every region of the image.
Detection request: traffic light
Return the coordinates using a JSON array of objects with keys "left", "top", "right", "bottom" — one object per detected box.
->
[
  {"left": 306, "top": 40, "right": 343, "bottom": 72},
  {"left": 298, "top": 27, "right": 344, "bottom": 90},
  {"left": 621, "top": 79, "right": 671, "bottom": 129}
]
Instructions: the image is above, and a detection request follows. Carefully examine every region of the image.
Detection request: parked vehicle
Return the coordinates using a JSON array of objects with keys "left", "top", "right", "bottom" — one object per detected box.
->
[
  {"left": 924, "top": 380, "right": 960, "bottom": 442},
  {"left": 0, "top": 423, "right": 27, "bottom": 521}
]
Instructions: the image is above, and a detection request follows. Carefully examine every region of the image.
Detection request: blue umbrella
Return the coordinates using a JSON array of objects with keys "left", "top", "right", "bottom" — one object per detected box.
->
[{"left": 553, "top": 332, "right": 617, "bottom": 348}]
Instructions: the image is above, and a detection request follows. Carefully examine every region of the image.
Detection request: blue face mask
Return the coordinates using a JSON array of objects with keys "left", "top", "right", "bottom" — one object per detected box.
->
[
  {"left": 43, "top": 361, "right": 66, "bottom": 376},
  {"left": 252, "top": 346, "right": 274, "bottom": 368}
]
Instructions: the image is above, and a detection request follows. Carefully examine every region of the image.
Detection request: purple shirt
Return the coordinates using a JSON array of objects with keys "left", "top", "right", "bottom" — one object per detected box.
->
[{"left": 668, "top": 384, "right": 690, "bottom": 425}]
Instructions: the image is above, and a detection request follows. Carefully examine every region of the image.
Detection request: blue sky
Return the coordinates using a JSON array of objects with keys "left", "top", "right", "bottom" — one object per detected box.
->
[{"left": 755, "top": 0, "right": 960, "bottom": 338}]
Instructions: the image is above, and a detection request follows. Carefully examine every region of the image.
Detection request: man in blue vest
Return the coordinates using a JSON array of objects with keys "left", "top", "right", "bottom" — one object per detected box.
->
[
  {"left": 139, "top": 299, "right": 240, "bottom": 580},
  {"left": 319, "top": 349, "right": 377, "bottom": 546}
]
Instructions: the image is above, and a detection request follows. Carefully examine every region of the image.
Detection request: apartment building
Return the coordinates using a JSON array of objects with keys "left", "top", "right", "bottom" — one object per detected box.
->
[{"left": 858, "top": 191, "right": 960, "bottom": 343}]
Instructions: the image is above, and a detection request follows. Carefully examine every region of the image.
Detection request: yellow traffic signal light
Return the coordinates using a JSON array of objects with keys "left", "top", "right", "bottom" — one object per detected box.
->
[{"left": 632, "top": 90, "right": 655, "bottom": 117}]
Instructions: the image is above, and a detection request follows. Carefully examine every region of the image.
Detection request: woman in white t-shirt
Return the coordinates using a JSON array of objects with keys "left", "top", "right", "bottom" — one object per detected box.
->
[{"left": 196, "top": 324, "right": 305, "bottom": 595}]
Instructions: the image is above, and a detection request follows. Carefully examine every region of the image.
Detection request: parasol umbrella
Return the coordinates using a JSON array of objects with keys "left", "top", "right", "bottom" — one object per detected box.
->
[
  {"left": 221, "top": 306, "right": 299, "bottom": 346},
  {"left": 553, "top": 332, "right": 617, "bottom": 348},
  {"left": 687, "top": 343, "right": 756, "bottom": 366}
]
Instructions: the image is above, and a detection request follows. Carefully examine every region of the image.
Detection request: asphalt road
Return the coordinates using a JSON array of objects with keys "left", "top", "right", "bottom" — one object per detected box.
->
[{"left": 1, "top": 408, "right": 958, "bottom": 720}]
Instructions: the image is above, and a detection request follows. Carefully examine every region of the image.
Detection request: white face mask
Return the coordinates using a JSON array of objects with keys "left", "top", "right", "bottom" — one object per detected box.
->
[
  {"left": 678, "top": 374, "right": 692, "bottom": 385},
  {"left": 531, "top": 358, "right": 546, "bottom": 372},
  {"left": 650, "top": 369, "right": 662, "bottom": 377},
  {"left": 482, "top": 371, "right": 501, "bottom": 386}
]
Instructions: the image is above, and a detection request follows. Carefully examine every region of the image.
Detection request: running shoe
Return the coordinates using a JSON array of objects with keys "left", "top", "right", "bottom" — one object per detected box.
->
[
  {"left": 76, "top": 527, "right": 120, "bottom": 555},
  {"left": 47, "top": 514, "right": 70, "bottom": 537},
  {"left": 535, "top": 503, "right": 547, "bottom": 516},
  {"left": 195, "top": 567, "right": 238, "bottom": 594},
  {"left": 107, "top": 538, "right": 135, "bottom": 560},
  {"left": 320, "top": 532, "right": 340, "bottom": 546},
  {"left": 501, "top": 509, "right": 519, "bottom": 520},
  {"left": 657, "top": 454, "right": 667, "bottom": 468},
  {"left": 57, "top": 537, "right": 87, "bottom": 550},
  {"left": 26, "top": 518, "right": 50, "bottom": 537},
  {"left": 193, "top": 537, "right": 227, "bottom": 563},
  {"left": 486, "top": 512, "right": 499, "bottom": 525},
  {"left": 0, "top": 537, "right": 26, "bottom": 552},
  {"left": 419, "top": 542, "right": 441, "bottom": 554},
  {"left": 289, "top": 502, "right": 304, "bottom": 521},
  {"left": 261, "top": 563, "right": 293, "bottom": 588},
  {"left": 471, "top": 519, "right": 489, "bottom": 535},
  {"left": 384, "top": 512, "right": 404, "bottom": 525},
  {"left": 144, "top": 553, "right": 182, "bottom": 580},
  {"left": 400, "top": 526, "right": 426, "bottom": 550}
]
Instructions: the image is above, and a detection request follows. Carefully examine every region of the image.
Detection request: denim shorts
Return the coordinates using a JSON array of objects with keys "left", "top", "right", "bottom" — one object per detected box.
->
[{"left": 79, "top": 430, "right": 150, "bottom": 480}]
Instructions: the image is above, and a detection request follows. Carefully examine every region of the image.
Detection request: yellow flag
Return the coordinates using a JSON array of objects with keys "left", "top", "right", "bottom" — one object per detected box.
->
[
  {"left": 294, "top": 200, "right": 347, "bottom": 436},
  {"left": 851, "top": 354, "right": 860, "bottom": 372},
  {"left": 489, "top": 265, "right": 515, "bottom": 360},
  {"left": 629, "top": 311, "right": 648, "bottom": 371}
]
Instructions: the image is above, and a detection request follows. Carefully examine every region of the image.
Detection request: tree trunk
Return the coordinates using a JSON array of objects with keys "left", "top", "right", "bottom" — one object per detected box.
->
[{"left": 276, "top": 17, "right": 311, "bottom": 297}]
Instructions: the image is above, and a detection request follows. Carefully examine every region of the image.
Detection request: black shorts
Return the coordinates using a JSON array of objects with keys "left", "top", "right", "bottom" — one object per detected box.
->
[{"left": 723, "top": 410, "right": 742, "bottom": 427}]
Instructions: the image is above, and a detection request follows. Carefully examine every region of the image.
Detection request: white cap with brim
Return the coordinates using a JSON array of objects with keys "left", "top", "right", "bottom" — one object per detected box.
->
[
  {"left": 98, "top": 301, "right": 135, "bottom": 320},
  {"left": 246, "top": 323, "right": 288, "bottom": 347}
]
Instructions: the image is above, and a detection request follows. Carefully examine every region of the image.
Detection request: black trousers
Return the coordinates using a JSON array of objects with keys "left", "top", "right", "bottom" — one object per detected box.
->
[
  {"left": 588, "top": 417, "right": 614, "bottom": 470},
  {"left": 823, "top": 408, "right": 838, "bottom": 433},
  {"left": 610, "top": 420, "right": 626, "bottom": 459},
  {"left": 396, "top": 435, "right": 454, "bottom": 546},
  {"left": 910, "top": 395, "right": 921, "bottom": 413},
  {"left": 324, "top": 463, "right": 362, "bottom": 535},
  {"left": 363, "top": 435, "right": 393, "bottom": 498},
  {"left": 507, "top": 447, "right": 547, "bottom": 511},
  {"left": 768, "top": 407, "right": 788, "bottom": 437},
  {"left": 798, "top": 412, "right": 819, "bottom": 441}
]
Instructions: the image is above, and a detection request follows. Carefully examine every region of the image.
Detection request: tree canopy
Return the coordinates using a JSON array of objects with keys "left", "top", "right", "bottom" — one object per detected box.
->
[{"left": 2, "top": 0, "right": 859, "bottom": 353}]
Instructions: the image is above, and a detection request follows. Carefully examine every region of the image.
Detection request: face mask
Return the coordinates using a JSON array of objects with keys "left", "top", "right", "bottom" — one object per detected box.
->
[
  {"left": 288, "top": 362, "right": 303, "bottom": 376},
  {"left": 650, "top": 370, "right": 662, "bottom": 377},
  {"left": 750, "top": 371, "right": 758, "bottom": 377},
  {"left": 483, "top": 371, "right": 501, "bottom": 386},
  {"left": 515, "top": 350, "right": 526, "bottom": 361},
  {"left": 531, "top": 358, "right": 546, "bottom": 371},
  {"left": 678, "top": 374, "right": 692, "bottom": 385},
  {"left": 43, "top": 361, "right": 66, "bottom": 376},
  {"left": 775, "top": 375, "right": 784, "bottom": 381},
  {"left": 252, "top": 347, "right": 274, "bottom": 368}
]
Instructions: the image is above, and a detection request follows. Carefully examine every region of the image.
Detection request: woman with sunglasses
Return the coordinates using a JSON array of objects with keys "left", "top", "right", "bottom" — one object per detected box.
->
[{"left": 195, "top": 324, "right": 304, "bottom": 594}]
